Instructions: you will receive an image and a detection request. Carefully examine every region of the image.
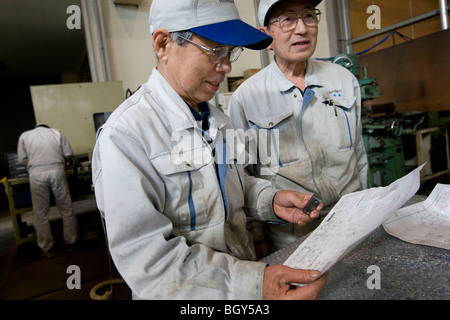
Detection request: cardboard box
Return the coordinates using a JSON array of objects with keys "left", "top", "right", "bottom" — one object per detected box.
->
[{"left": 243, "top": 69, "right": 261, "bottom": 79}]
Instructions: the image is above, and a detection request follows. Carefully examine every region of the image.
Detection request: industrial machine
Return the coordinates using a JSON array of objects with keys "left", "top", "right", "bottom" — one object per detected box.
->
[
  {"left": 333, "top": 54, "right": 450, "bottom": 188},
  {"left": 333, "top": 54, "right": 405, "bottom": 188},
  {"left": 361, "top": 118, "right": 407, "bottom": 188},
  {"left": 332, "top": 53, "right": 380, "bottom": 101}
]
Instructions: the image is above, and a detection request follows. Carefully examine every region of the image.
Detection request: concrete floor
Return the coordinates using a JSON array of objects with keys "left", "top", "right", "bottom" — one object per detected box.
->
[{"left": 0, "top": 204, "right": 132, "bottom": 300}]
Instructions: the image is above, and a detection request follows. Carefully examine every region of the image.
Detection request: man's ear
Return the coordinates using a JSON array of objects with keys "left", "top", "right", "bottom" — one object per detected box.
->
[
  {"left": 259, "top": 26, "right": 272, "bottom": 50},
  {"left": 153, "top": 28, "right": 172, "bottom": 62}
]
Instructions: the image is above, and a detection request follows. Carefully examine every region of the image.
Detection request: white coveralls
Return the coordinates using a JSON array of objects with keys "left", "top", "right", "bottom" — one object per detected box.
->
[
  {"left": 229, "top": 59, "right": 368, "bottom": 252},
  {"left": 92, "top": 68, "right": 284, "bottom": 300},
  {"left": 17, "top": 126, "right": 77, "bottom": 253}
]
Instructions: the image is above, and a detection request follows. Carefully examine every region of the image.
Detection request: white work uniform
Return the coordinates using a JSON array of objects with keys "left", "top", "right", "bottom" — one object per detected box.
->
[
  {"left": 17, "top": 126, "right": 77, "bottom": 253},
  {"left": 229, "top": 59, "right": 368, "bottom": 252},
  {"left": 92, "top": 68, "right": 283, "bottom": 300}
]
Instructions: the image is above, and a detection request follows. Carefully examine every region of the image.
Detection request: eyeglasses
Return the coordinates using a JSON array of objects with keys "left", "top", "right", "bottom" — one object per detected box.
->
[
  {"left": 269, "top": 9, "right": 321, "bottom": 32},
  {"left": 177, "top": 35, "right": 244, "bottom": 64}
]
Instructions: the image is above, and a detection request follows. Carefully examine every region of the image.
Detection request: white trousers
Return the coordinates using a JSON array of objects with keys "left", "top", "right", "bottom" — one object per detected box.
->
[{"left": 29, "top": 168, "right": 78, "bottom": 253}]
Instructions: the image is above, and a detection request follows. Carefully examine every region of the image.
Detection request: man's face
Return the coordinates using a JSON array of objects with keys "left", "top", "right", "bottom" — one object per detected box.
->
[
  {"left": 164, "top": 34, "right": 232, "bottom": 107},
  {"left": 264, "top": 0, "right": 318, "bottom": 64}
]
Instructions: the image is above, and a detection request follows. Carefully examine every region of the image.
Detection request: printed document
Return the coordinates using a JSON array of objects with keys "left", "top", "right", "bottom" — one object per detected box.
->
[
  {"left": 283, "top": 165, "right": 424, "bottom": 273},
  {"left": 383, "top": 183, "right": 450, "bottom": 250}
]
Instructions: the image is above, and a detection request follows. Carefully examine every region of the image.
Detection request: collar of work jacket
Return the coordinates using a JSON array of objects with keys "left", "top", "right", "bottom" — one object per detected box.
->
[
  {"left": 148, "top": 68, "right": 243, "bottom": 168},
  {"left": 150, "top": 68, "right": 231, "bottom": 134},
  {"left": 269, "top": 58, "right": 356, "bottom": 110},
  {"left": 270, "top": 58, "right": 322, "bottom": 93}
]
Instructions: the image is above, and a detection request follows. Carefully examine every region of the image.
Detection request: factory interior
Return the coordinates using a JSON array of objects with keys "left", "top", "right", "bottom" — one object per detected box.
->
[{"left": 0, "top": 0, "right": 449, "bottom": 301}]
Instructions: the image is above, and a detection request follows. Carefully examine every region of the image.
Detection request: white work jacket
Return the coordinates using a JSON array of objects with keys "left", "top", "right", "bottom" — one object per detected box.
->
[
  {"left": 17, "top": 126, "right": 73, "bottom": 174},
  {"left": 92, "top": 68, "right": 281, "bottom": 300},
  {"left": 229, "top": 59, "right": 368, "bottom": 210}
]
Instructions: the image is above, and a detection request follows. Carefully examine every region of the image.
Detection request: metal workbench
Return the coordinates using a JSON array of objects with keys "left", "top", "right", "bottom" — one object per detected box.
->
[
  {"left": 2, "top": 174, "right": 95, "bottom": 245},
  {"left": 261, "top": 196, "right": 450, "bottom": 300}
]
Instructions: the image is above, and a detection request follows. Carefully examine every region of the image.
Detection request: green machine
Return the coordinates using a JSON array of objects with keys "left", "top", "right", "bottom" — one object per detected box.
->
[
  {"left": 362, "top": 119, "right": 407, "bottom": 188},
  {"left": 332, "top": 54, "right": 380, "bottom": 100},
  {"left": 333, "top": 54, "right": 405, "bottom": 188}
]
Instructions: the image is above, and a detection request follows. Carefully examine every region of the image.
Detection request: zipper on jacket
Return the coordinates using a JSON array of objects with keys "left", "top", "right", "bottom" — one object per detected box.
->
[
  {"left": 187, "top": 171, "right": 196, "bottom": 231},
  {"left": 271, "top": 129, "right": 283, "bottom": 168},
  {"left": 337, "top": 106, "right": 353, "bottom": 150},
  {"left": 234, "top": 159, "right": 244, "bottom": 195},
  {"left": 200, "top": 128, "right": 230, "bottom": 222}
]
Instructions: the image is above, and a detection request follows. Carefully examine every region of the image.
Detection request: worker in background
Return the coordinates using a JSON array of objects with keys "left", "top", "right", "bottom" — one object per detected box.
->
[
  {"left": 17, "top": 124, "right": 78, "bottom": 257},
  {"left": 229, "top": 0, "right": 368, "bottom": 253},
  {"left": 92, "top": 0, "right": 328, "bottom": 300}
]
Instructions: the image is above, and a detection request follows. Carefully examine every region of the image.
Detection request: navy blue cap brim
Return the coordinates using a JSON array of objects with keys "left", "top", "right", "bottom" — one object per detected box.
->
[{"left": 190, "top": 20, "right": 272, "bottom": 50}]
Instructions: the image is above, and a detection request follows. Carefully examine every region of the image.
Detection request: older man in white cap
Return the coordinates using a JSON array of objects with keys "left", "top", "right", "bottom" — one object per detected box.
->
[
  {"left": 229, "top": 0, "right": 368, "bottom": 253},
  {"left": 92, "top": 0, "right": 328, "bottom": 300}
]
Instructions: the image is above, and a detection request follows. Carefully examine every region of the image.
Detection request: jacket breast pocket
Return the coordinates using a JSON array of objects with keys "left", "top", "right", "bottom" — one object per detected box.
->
[
  {"left": 247, "top": 111, "right": 301, "bottom": 168},
  {"left": 151, "top": 151, "right": 224, "bottom": 234},
  {"left": 328, "top": 96, "right": 357, "bottom": 152}
]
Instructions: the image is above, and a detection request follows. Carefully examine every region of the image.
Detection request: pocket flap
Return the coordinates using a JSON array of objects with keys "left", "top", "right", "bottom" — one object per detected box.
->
[
  {"left": 248, "top": 111, "right": 293, "bottom": 129},
  {"left": 151, "top": 150, "right": 210, "bottom": 175},
  {"left": 333, "top": 95, "right": 357, "bottom": 111}
]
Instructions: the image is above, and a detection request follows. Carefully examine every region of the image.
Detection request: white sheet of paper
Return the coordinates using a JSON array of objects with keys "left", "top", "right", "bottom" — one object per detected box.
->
[
  {"left": 283, "top": 165, "right": 424, "bottom": 273},
  {"left": 383, "top": 183, "right": 450, "bottom": 250}
]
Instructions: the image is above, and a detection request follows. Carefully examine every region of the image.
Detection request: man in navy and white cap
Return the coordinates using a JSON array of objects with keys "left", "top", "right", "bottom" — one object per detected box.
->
[
  {"left": 92, "top": 0, "right": 328, "bottom": 300},
  {"left": 229, "top": 0, "right": 368, "bottom": 253}
]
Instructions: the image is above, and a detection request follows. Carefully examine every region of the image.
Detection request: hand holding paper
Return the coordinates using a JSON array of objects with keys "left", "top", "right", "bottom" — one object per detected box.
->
[{"left": 283, "top": 165, "right": 425, "bottom": 273}]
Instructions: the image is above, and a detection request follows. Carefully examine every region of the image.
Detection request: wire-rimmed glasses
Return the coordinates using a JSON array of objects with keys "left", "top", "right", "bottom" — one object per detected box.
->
[
  {"left": 177, "top": 35, "right": 244, "bottom": 64},
  {"left": 269, "top": 9, "right": 322, "bottom": 32}
]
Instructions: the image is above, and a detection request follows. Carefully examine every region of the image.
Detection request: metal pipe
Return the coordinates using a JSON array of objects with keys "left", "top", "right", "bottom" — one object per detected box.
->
[
  {"left": 96, "top": 0, "right": 112, "bottom": 81},
  {"left": 81, "top": 0, "right": 97, "bottom": 82},
  {"left": 440, "top": 0, "right": 449, "bottom": 30},
  {"left": 254, "top": 0, "right": 271, "bottom": 68},
  {"left": 337, "top": 0, "right": 353, "bottom": 54},
  {"left": 352, "top": 7, "right": 449, "bottom": 44}
]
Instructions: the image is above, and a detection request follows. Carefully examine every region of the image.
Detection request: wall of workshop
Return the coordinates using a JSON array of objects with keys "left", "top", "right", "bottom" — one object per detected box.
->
[
  {"left": 347, "top": 0, "right": 449, "bottom": 112},
  {"left": 100, "top": 0, "right": 334, "bottom": 94},
  {"left": 99, "top": 0, "right": 446, "bottom": 93},
  {"left": 348, "top": 0, "right": 442, "bottom": 55}
]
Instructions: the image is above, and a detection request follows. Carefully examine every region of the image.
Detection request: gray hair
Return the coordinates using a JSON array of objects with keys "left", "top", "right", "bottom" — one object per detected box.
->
[
  {"left": 170, "top": 31, "right": 194, "bottom": 46},
  {"left": 154, "top": 31, "right": 194, "bottom": 62}
]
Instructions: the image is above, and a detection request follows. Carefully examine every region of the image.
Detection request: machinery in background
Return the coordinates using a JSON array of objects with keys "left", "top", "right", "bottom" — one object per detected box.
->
[
  {"left": 332, "top": 53, "right": 406, "bottom": 188},
  {"left": 332, "top": 54, "right": 450, "bottom": 188},
  {"left": 332, "top": 53, "right": 380, "bottom": 101},
  {"left": 362, "top": 112, "right": 450, "bottom": 187},
  {"left": 2, "top": 152, "right": 95, "bottom": 245},
  {"left": 361, "top": 116, "right": 409, "bottom": 188}
]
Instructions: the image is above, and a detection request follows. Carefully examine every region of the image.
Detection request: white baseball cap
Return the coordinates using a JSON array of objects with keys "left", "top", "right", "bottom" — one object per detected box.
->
[
  {"left": 258, "top": 0, "right": 322, "bottom": 27},
  {"left": 149, "top": 0, "right": 272, "bottom": 50}
]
